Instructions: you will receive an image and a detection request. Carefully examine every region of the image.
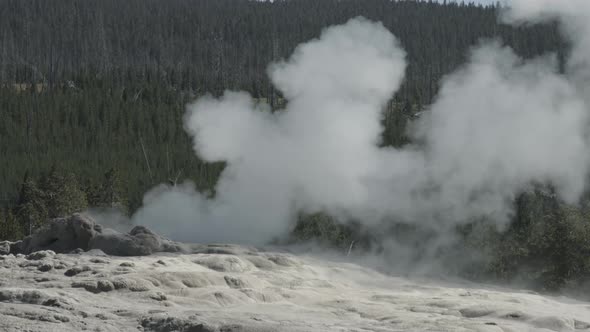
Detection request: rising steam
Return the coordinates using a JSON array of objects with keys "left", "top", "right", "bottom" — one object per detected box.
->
[{"left": 132, "top": 1, "right": 590, "bottom": 246}]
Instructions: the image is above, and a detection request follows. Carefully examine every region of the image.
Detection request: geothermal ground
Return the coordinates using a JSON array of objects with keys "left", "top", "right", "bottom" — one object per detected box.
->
[{"left": 1, "top": 246, "right": 590, "bottom": 332}]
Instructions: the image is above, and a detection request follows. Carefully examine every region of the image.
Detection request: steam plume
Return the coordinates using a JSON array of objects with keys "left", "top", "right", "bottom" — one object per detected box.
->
[
  {"left": 134, "top": 18, "right": 409, "bottom": 243},
  {"left": 133, "top": 3, "right": 590, "bottom": 245}
]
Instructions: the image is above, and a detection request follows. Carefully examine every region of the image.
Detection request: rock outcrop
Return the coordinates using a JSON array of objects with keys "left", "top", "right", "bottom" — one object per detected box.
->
[
  {"left": 0, "top": 241, "right": 10, "bottom": 255},
  {"left": 89, "top": 225, "right": 185, "bottom": 256},
  {"left": 6, "top": 214, "right": 186, "bottom": 256}
]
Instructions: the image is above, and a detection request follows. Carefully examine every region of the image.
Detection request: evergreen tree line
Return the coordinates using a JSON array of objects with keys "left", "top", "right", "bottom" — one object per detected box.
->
[
  {"left": 0, "top": 167, "right": 122, "bottom": 240},
  {"left": 0, "top": 0, "right": 562, "bottom": 101},
  {"left": 0, "top": 0, "right": 564, "bottom": 211},
  {"left": 0, "top": 80, "right": 225, "bottom": 212}
]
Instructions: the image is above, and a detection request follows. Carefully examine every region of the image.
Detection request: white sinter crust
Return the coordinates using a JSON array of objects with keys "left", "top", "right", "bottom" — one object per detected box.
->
[{"left": 1, "top": 245, "right": 590, "bottom": 332}]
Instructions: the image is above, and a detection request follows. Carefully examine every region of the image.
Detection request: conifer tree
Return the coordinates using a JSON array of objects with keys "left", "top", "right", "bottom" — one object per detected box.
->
[
  {"left": 16, "top": 178, "right": 47, "bottom": 235},
  {"left": 0, "top": 208, "right": 23, "bottom": 241},
  {"left": 38, "top": 169, "right": 88, "bottom": 219},
  {"left": 89, "top": 168, "right": 128, "bottom": 214}
]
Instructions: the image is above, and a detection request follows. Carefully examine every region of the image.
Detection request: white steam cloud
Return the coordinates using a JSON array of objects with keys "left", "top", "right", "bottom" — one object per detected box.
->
[
  {"left": 503, "top": 0, "right": 590, "bottom": 96},
  {"left": 132, "top": 2, "right": 590, "bottom": 245}
]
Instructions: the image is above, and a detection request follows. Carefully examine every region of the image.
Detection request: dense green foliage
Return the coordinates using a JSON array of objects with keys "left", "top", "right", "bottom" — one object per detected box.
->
[
  {"left": 487, "top": 192, "right": 590, "bottom": 291},
  {"left": 0, "top": 0, "right": 563, "bottom": 206},
  {"left": 0, "top": 0, "right": 588, "bottom": 291},
  {"left": 0, "top": 0, "right": 563, "bottom": 210},
  {"left": 0, "top": 0, "right": 562, "bottom": 99},
  {"left": 8, "top": 169, "right": 89, "bottom": 236},
  {"left": 291, "top": 212, "right": 373, "bottom": 251},
  {"left": 0, "top": 82, "right": 225, "bottom": 211}
]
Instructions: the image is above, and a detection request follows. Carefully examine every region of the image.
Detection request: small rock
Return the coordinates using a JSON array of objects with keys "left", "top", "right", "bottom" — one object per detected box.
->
[
  {"left": 97, "top": 280, "right": 115, "bottom": 292},
  {"left": 19, "top": 260, "right": 42, "bottom": 268},
  {"left": 26, "top": 250, "right": 56, "bottom": 260},
  {"left": 53, "top": 314, "right": 70, "bottom": 323},
  {"left": 95, "top": 313, "right": 109, "bottom": 320},
  {"left": 72, "top": 281, "right": 102, "bottom": 293},
  {"left": 224, "top": 276, "right": 246, "bottom": 289},
  {"left": 119, "top": 262, "right": 135, "bottom": 267},
  {"left": 71, "top": 280, "right": 114, "bottom": 293},
  {"left": 111, "top": 278, "right": 150, "bottom": 292},
  {"left": 64, "top": 265, "right": 91, "bottom": 277},
  {"left": 149, "top": 292, "right": 167, "bottom": 301},
  {"left": 54, "top": 263, "right": 67, "bottom": 270},
  {"left": 37, "top": 263, "right": 53, "bottom": 272},
  {"left": 140, "top": 316, "right": 217, "bottom": 332},
  {"left": 459, "top": 306, "right": 496, "bottom": 318},
  {"left": 90, "top": 258, "right": 108, "bottom": 264},
  {"left": 0, "top": 289, "right": 44, "bottom": 304},
  {"left": 42, "top": 298, "right": 70, "bottom": 308},
  {"left": 0, "top": 241, "right": 11, "bottom": 255},
  {"left": 34, "top": 277, "right": 51, "bottom": 282}
]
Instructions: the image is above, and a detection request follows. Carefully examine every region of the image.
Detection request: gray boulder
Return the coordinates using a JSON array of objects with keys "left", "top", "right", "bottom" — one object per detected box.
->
[
  {"left": 0, "top": 241, "right": 10, "bottom": 255},
  {"left": 89, "top": 226, "right": 185, "bottom": 256},
  {"left": 10, "top": 213, "right": 186, "bottom": 256},
  {"left": 16, "top": 214, "right": 100, "bottom": 254}
]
